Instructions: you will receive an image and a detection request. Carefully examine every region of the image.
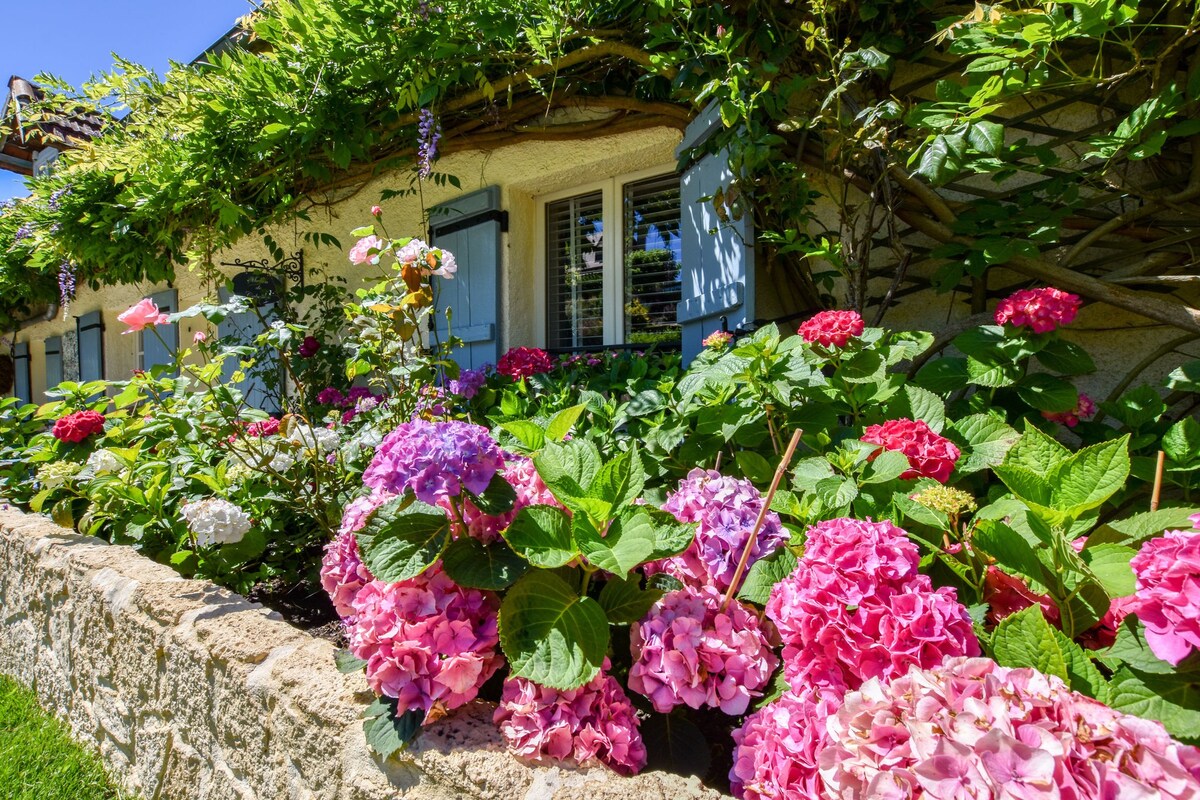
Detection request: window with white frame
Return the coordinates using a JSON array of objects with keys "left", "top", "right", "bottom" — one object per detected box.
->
[{"left": 541, "top": 170, "right": 682, "bottom": 350}]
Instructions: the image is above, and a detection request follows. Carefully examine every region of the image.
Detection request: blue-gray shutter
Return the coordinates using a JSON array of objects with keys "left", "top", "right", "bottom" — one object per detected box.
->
[
  {"left": 676, "top": 103, "right": 755, "bottom": 363},
  {"left": 430, "top": 187, "right": 503, "bottom": 370},
  {"left": 76, "top": 310, "right": 105, "bottom": 383},
  {"left": 218, "top": 279, "right": 281, "bottom": 413},
  {"left": 44, "top": 336, "right": 63, "bottom": 390},
  {"left": 12, "top": 342, "right": 31, "bottom": 403},
  {"left": 142, "top": 288, "right": 178, "bottom": 374}
]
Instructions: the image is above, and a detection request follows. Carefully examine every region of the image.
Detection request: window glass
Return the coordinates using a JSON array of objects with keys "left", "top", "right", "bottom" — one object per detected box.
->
[
  {"left": 623, "top": 175, "right": 681, "bottom": 347},
  {"left": 546, "top": 191, "right": 604, "bottom": 350}
]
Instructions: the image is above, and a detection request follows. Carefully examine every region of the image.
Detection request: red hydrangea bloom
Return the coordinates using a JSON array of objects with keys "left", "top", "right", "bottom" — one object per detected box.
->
[
  {"left": 1042, "top": 392, "right": 1097, "bottom": 428},
  {"left": 861, "top": 418, "right": 961, "bottom": 483},
  {"left": 629, "top": 585, "right": 778, "bottom": 716},
  {"left": 798, "top": 310, "right": 865, "bottom": 349},
  {"left": 52, "top": 410, "right": 106, "bottom": 443},
  {"left": 820, "top": 657, "right": 1200, "bottom": 799},
  {"left": 497, "top": 346, "right": 554, "bottom": 379},
  {"left": 1129, "top": 526, "right": 1200, "bottom": 665},
  {"left": 994, "top": 286, "right": 1081, "bottom": 333},
  {"left": 245, "top": 417, "right": 281, "bottom": 437},
  {"left": 766, "top": 517, "right": 979, "bottom": 690},
  {"left": 347, "top": 565, "right": 502, "bottom": 716},
  {"left": 494, "top": 659, "right": 646, "bottom": 776}
]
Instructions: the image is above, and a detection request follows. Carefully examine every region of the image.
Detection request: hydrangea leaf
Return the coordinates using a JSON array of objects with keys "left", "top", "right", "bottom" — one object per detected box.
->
[
  {"left": 503, "top": 504, "right": 578, "bottom": 568},
  {"left": 887, "top": 384, "right": 946, "bottom": 432},
  {"left": 546, "top": 404, "right": 585, "bottom": 443},
  {"left": 356, "top": 497, "right": 450, "bottom": 582},
  {"left": 588, "top": 446, "right": 645, "bottom": 513},
  {"left": 972, "top": 520, "right": 1050, "bottom": 594},
  {"left": 1015, "top": 373, "right": 1078, "bottom": 413},
  {"left": 362, "top": 697, "right": 425, "bottom": 760},
  {"left": 442, "top": 536, "right": 529, "bottom": 591},
  {"left": 598, "top": 576, "right": 664, "bottom": 624},
  {"left": 1089, "top": 507, "right": 1200, "bottom": 547},
  {"left": 1049, "top": 435, "right": 1131, "bottom": 515},
  {"left": 466, "top": 472, "right": 517, "bottom": 515},
  {"left": 1035, "top": 338, "right": 1096, "bottom": 375},
  {"left": 534, "top": 439, "right": 602, "bottom": 503},
  {"left": 1080, "top": 543, "right": 1137, "bottom": 598},
  {"left": 992, "top": 606, "right": 1069, "bottom": 684},
  {"left": 947, "top": 414, "right": 1020, "bottom": 474},
  {"left": 334, "top": 649, "right": 367, "bottom": 674},
  {"left": 1109, "top": 667, "right": 1200, "bottom": 745},
  {"left": 737, "top": 546, "right": 798, "bottom": 605},
  {"left": 499, "top": 570, "right": 609, "bottom": 690},
  {"left": 499, "top": 420, "right": 545, "bottom": 452},
  {"left": 575, "top": 508, "right": 692, "bottom": 580}
]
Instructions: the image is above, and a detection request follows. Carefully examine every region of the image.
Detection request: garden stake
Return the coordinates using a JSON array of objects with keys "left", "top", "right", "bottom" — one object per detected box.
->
[
  {"left": 723, "top": 428, "right": 802, "bottom": 612},
  {"left": 1151, "top": 450, "right": 1166, "bottom": 511}
]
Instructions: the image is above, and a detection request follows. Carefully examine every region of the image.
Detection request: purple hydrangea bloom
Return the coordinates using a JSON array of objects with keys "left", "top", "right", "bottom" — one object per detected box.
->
[
  {"left": 448, "top": 367, "right": 487, "bottom": 399},
  {"left": 362, "top": 419, "right": 503, "bottom": 505}
]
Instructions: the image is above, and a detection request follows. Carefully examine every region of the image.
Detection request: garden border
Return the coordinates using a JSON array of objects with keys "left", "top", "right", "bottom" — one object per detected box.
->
[{"left": 0, "top": 506, "right": 726, "bottom": 800}]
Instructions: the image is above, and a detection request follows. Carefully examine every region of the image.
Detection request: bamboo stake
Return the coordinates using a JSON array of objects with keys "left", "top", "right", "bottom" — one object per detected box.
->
[
  {"left": 1151, "top": 450, "right": 1166, "bottom": 511},
  {"left": 722, "top": 429, "right": 803, "bottom": 611}
]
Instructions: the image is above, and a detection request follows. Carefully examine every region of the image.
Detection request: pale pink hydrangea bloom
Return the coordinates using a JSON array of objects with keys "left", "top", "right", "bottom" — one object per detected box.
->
[
  {"left": 348, "top": 234, "right": 384, "bottom": 265},
  {"left": 320, "top": 491, "right": 395, "bottom": 618},
  {"left": 629, "top": 584, "right": 778, "bottom": 715},
  {"left": 1129, "top": 526, "right": 1200, "bottom": 665},
  {"left": 347, "top": 565, "right": 502, "bottom": 716},
  {"left": 493, "top": 659, "right": 646, "bottom": 776},
  {"left": 645, "top": 468, "right": 788, "bottom": 593},
  {"left": 818, "top": 657, "right": 1200, "bottom": 800},
  {"left": 117, "top": 298, "right": 169, "bottom": 333}
]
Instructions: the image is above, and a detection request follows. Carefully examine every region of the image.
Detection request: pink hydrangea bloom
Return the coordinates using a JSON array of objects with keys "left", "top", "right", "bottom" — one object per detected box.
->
[
  {"left": 819, "top": 657, "right": 1200, "bottom": 799},
  {"left": 1042, "top": 393, "right": 1097, "bottom": 427},
  {"left": 984, "top": 565, "right": 1061, "bottom": 627},
  {"left": 703, "top": 329, "right": 734, "bottom": 349},
  {"left": 861, "top": 418, "right": 961, "bottom": 483},
  {"left": 320, "top": 528, "right": 376, "bottom": 618},
  {"left": 646, "top": 468, "right": 788, "bottom": 593},
  {"left": 497, "top": 346, "right": 554, "bottom": 378},
  {"left": 438, "top": 454, "right": 564, "bottom": 543},
  {"left": 730, "top": 684, "right": 843, "bottom": 800},
  {"left": 629, "top": 585, "right": 778, "bottom": 716},
  {"left": 494, "top": 659, "right": 646, "bottom": 776},
  {"left": 798, "top": 310, "right": 865, "bottom": 348},
  {"left": 994, "top": 287, "right": 1081, "bottom": 333},
  {"left": 1129, "top": 528, "right": 1200, "bottom": 665},
  {"left": 117, "top": 298, "right": 169, "bottom": 333},
  {"left": 362, "top": 419, "right": 503, "bottom": 505},
  {"left": 766, "top": 518, "right": 978, "bottom": 690},
  {"left": 348, "top": 234, "right": 384, "bottom": 265},
  {"left": 347, "top": 565, "right": 502, "bottom": 716}
]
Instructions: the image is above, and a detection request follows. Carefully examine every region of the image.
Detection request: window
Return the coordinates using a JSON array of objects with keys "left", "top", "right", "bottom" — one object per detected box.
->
[{"left": 541, "top": 170, "right": 681, "bottom": 349}]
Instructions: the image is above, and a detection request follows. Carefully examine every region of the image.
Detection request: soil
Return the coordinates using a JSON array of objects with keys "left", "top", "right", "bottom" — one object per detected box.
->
[{"left": 247, "top": 577, "right": 346, "bottom": 647}]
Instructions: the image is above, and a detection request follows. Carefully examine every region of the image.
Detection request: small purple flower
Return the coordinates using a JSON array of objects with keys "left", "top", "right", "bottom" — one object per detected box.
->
[
  {"left": 417, "top": 108, "right": 441, "bottom": 179},
  {"left": 317, "top": 387, "right": 346, "bottom": 406},
  {"left": 14, "top": 223, "right": 34, "bottom": 243},
  {"left": 48, "top": 187, "right": 70, "bottom": 212},
  {"left": 298, "top": 335, "right": 320, "bottom": 358},
  {"left": 57, "top": 262, "right": 76, "bottom": 312}
]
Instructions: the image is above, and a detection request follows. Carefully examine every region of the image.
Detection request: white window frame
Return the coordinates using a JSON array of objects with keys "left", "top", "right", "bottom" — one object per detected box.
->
[{"left": 534, "top": 164, "right": 678, "bottom": 348}]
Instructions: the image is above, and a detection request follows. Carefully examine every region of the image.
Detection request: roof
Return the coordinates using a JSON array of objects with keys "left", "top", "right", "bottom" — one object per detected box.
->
[{"left": 0, "top": 76, "right": 106, "bottom": 175}]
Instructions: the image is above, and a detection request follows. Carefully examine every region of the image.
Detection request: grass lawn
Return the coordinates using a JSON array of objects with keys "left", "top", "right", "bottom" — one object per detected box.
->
[{"left": 0, "top": 675, "right": 125, "bottom": 800}]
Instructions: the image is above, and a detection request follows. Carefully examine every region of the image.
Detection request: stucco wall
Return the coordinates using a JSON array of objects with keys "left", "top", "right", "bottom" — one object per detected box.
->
[{"left": 0, "top": 504, "right": 726, "bottom": 800}]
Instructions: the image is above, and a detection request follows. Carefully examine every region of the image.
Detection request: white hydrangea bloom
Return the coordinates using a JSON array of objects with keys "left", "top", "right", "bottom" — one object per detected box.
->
[
  {"left": 225, "top": 462, "right": 256, "bottom": 483},
  {"left": 181, "top": 498, "right": 252, "bottom": 547},
  {"left": 85, "top": 449, "right": 124, "bottom": 475},
  {"left": 268, "top": 450, "right": 297, "bottom": 473},
  {"left": 37, "top": 461, "right": 81, "bottom": 489},
  {"left": 287, "top": 424, "right": 338, "bottom": 455}
]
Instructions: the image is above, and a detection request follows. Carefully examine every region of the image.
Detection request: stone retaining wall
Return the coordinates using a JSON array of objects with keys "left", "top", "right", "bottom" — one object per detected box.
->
[{"left": 0, "top": 507, "right": 725, "bottom": 800}]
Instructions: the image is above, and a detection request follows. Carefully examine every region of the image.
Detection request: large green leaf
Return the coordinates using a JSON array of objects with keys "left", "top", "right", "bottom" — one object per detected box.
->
[
  {"left": 587, "top": 446, "right": 646, "bottom": 514},
  {"left": 503, "top": 505, "right": 578, "bottom": 568},
  {"left": 546, "top": 404, "right": 586, "bottom": 443},
  {"left": 737, "top": 547, "right": 798, "bottom": 605},
  {"left": 1035, "top": 338, "right": 1096, "bottom": 376},
  {"left": 1015, "top": 373, "right": 1078, "bottom": 413},
  {"left": 575, "top": 509, "right": 693, "bottom": 579},
  {"left": 1110, "top": 667, "right": 1200, "bottom": 744},
  {"left": 598, "top": 576, "right": 664, "bottom": 624},
  {"left": 948, "top": 414, "right": 1020, "bottom": 473},
  {"left": 1164, "top": 417, "right": 1200, "bottom": 467},
  {"left": 1090, "top": 507, "right": 1200, "bottom": 547},
  {"left": 356, "top": 497, "right": 450, "bottom": 582},
  {"left": 972, "top": 520, "right": 1049, "bottom": 594},
  {"left": 1003, "top": 423, "right": 1069, "bottom": 479},
  {"left": 1051, "top": 435, "right": 1130, "bottom": 514},
  {"left": 362, "top": 698, "right": 425, "bottom": 760},
  {"left": 1080, "top": 543, "right": 1136, "bottom": 598},
  {"left": 534, "top": 439, "right": 602, "bottom": 502},
  {"left": 888, "top": 384, "right": 946, "bottom": 432},
  {"left": 992, "top": 606, "right": 1068, "bottom": 682},
  {"left": 441, "top": 537, "right": 529, "bottom": 590},
  {"left": 499, "top": 571, "right": 610, "bottom": 690},
  {"left": 499, "top": 420, "right": 546, "bottom": 451}
]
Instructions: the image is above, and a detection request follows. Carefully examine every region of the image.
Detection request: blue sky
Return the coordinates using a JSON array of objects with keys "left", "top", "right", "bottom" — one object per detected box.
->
[{"left": 1, "top": 0, "right": 255, "bottom": 200}]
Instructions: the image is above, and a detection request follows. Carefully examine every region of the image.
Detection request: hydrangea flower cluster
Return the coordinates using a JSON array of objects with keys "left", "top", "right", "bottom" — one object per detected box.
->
[
  {"left": 1129, "top": 522, "right": 1200, "bottom": 665},
  {"left": 494, "top": 659, "right": 646, "bottom": 776},
  {"left": 317, "top": 387, "right": 346, "bottom": 406},
  {"left": 798, "top": 309, "right": 865, "bottom": 348},
  {"left": 84, "top": 449, "right": 124, "bottom": 475},
  {"left": 703, "top": 329, "right": 734, "bottom": 349},
  {"left": 36, "top": 461, "right": 81, "bottom": 489},
  {"left": 861, "top": 418, "right": 961, "bottom": 483},
  {"left": 52, "top": 410, "right": 106, "bottom": 443},
  {"left": 730, "top": 685, "right": 841, "bottom": 800},
  {"left": 347, "top": 565, "right": 502, "bottom": 716},
  {"left": 648, "top": 468, "right": 787, "bottom": 593},
  {"left": 285, "top": 423, "right": 339, "bottom": 455},
  {"left": 362, "top": 419, "right": 503, "bottom": 505},
  {"left": 244, "top": 417, "right": 281, "bottom": 438},
  {"left": 994, "top": 286, "right": 1082, "bottom": 333},
  {"left": 497, "top": 346, "right": 554, "bottom": 379},
  {"left": 820, "top": 657, "right": 1200, "bottom": 799},
  {"left": 447, "top": 367, "right": 487, "bottom": 399},
  {"left": 766, "top": 517, "right": 979, "bottom": 690},
  {"left": 320, "top": 494, "right": 390, "bottom": 618},
  {"left": 1042, "top": 392, "right": 1097, "bottom": 427},
  {"left": 180, "top": 498, "right": 252, "bottom": 547},
  {"left": 629, "top": 584, "right": 778, "bottom": 715}
]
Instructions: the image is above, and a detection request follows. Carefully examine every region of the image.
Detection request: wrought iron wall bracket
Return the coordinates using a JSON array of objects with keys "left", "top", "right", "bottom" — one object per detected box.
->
[{"left": 219, "top": 251, "right": 304, "bottom": 287}]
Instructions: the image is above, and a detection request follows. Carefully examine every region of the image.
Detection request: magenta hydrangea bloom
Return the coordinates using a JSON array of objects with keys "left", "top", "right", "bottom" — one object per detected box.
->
[
  {"left": 1129, "top": 527, "right": 1200, "bottom": 665},
  {"left": 767, "top": 517, "right": 978, "bottom": 689},
  {"left": 646, "top": 468, "right": 788, "bottom": 593},
  {"left": 861, "top": 418, "right": 961, "bottom": 483},
  {"left": 1042, "top": 392, "right": 1097, "bottom": 428},
  {"left": 362, "top": 419, "right": 503, "bottom": 505},
  {"left": 629, "top": 585, "right": 778, "bottom": 716},
  {"left": 798, "top": 309, "right": 865, "bottom": 349},
  {"left": 730, "top": 684, "right": 843, "bottom": 800},
  {"left": 820, "top": 657, "right": 1200, "bottom": 800},
  {"left": 494, "top": 659, "right": 646, "bottom": 776},
  {"left": 347, "top": 565, "right": 503, "bottom": 716},
  {"left": 994, "top": 286, "right": 1081, "bottom": 333},
  {"left": 317, "top": 387, "right": 346, "bottom": 406}
]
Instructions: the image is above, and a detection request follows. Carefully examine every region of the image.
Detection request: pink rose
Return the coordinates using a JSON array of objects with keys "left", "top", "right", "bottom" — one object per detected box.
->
[
  {"left": 370, "top": 205, "right": 382, "bottom": 217},
  {"left": 192, "top": 330, "right": 208, "bottom": 344},
  {"left": 348, "top": 235, "right": 384, "bottom": 265},
  {"left": 117, "top": 298, "right": 169, "bottom": 334}
]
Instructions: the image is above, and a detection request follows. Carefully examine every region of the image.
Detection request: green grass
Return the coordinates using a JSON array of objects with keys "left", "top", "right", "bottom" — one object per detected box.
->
[{"left": 0, "top": 675, "right": 125, "bottom": 800}]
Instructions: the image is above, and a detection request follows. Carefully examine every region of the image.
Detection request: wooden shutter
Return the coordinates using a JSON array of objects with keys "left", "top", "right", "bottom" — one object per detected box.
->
[
  {"left": 675, "top": 103, "right": 755, "bottom": 363},
  {"left": 430, "top": 187, "right": 504, "bottom": 369},
  {"left": 76, "top": 310, "right": 105, "bottom": 383},
  {"left": 13, "top": 342, "right": 31, "bottom": 403},
  {"left": 141, "top": 288, "right": 178, "bottom": 374},
  {"left": 218, "top": 278, "right": 282, "bottom": 413},
  {"left": 44, "top": 336, "right": 63, "bottom": 390}
]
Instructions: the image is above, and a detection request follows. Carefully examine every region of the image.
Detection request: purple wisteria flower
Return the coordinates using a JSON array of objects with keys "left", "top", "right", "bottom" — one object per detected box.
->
[
  {"left": 362, "top": 419, "right": 503, "bottom": 505},
  {"left": 417, "top": 108, "right": 441, "bottom": 179},
  {"left": 57, "top": 262, "right": 75, "bottom": 311},
  {"left": 48, "top": 187, "right": 70, "bottom": 212},
  {"left": 14, "top": 223, "right": 34, "bottom": 242}
]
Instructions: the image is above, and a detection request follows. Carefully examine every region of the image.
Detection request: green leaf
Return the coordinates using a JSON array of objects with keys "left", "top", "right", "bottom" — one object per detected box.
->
[
  {"left": 1090, "top": 507, "right": 1200, "bottom": 547},
  {"left": 1015, "top": 374, "right": 1078, "bottom": 413},
  {"left": 973, "top": 521, "right": 1049, "bottom": 594},
  {"left": 965, "top": 354, "right": 1021, "bottom": 388},
  {"left": 335, "top": 649, "right": 367, "bottom": 674},
  {"left": 441, "top": 537, "right": 529, "bottom": 590},
  {"left": 499, "top": 420, "right": 546, "bottom": 451},
  {"left": 1080, "top": 543, "right": 1136, "bottom": 598},
  {"left": 575, "top": 509, "right": 692, "bottom": 579},
  {"left": 736, "top": 450, "right": 775, "bottom": 484},
  {"left": 992, "top": 606, "right": 1069, "bottom": 683},
  {"left": 1164, "top": 417, "right": 1200, "bottom": 466},
  {"left": 737, "top": 547, "right": 798, "bottom": 605},
  {"left": 889, "top": 384, "right": 946, "bottom": 432},
  {"left": 598, "top": 576, "right": 664, "bottom": 624},
  {"left": 499, "top": 571, "right": 610, "bottom": 690},
  {"left": 546, "top": 404, "right": 585, "bottom": 443},
  {"left": 587, "top": 447, "right": 645, "bottom": 514},
  {"left": 467, "top": 472, "right": 517, "bottom": 515},
  {"left": 354, "top": 498, "right": 449, "bottom": 582},
  {"left": 1110, "top": 668, "right": 1200, "bottom": 744},
  {"left": 1051, "top": 435, "right": 1130, "bottom": 514},
  {"left": 1004, "top": 423, "right": 1069, "bottom": 479},
  {"left": 861, "top": 450, "right": 911, "bottom": 484},
  {"left": 362, "top": 698, "right": 424, "bottom": 759},
  {"left": 914, "top": 357, "right": 969, "bottom": 395},
  {"left": 949, "top": 414, "right": 1020, "bottom": 473},
  {"left": 534, "top": 439, "right": 602, "bottom": 503},
  {"left": 1035, "top": 338, "right": 1096, "bottom": 375},
  {"left": 503, "top": 505, "right": 578, "bottom": 568},
  {"left": 1166, "top": 361, "right": 1200, "bottom": 392}
]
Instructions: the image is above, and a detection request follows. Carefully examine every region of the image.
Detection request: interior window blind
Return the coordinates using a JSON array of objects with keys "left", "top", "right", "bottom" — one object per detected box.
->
[
  {"left": 623, "top": 174, "right": 682, "bottom": 347},
  {"left": 546, "top": 191, "right": 604, "bottom": 350}
]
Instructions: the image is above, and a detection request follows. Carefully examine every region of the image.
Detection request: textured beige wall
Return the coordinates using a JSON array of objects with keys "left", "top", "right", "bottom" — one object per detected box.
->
[{"left": 0, "top": 505, "right": 727, "bottom": 800}]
